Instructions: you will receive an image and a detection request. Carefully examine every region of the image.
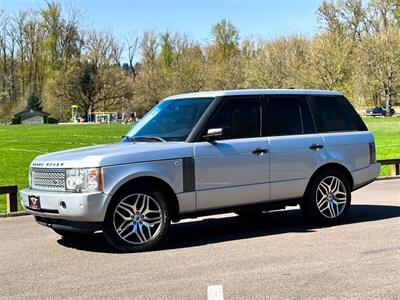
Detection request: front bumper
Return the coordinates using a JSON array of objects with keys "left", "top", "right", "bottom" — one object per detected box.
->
[
  {"left": 34, "top": 216, "right": 102, "bottom": 232},
  {"left": 20, "top": 188, "right": 110, "bottom": 223}
]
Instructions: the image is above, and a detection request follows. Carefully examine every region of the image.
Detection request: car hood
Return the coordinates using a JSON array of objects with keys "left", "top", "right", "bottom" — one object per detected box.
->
[{"left": 31, "top": 142, "right": 193, "bottom": 169}]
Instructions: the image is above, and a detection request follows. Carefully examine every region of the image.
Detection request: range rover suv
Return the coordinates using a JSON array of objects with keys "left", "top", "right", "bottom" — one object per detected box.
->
[{"left": 20, "top": 89, "right": 380, "bottom": 252}]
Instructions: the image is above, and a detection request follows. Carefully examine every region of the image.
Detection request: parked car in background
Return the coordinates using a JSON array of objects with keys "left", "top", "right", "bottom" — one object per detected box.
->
[
  {"left": 366, "top": 105, "right": 395, "bottom": 116},
  {"left": 21, "top": 89, "right": 380, "bottom": 252}
]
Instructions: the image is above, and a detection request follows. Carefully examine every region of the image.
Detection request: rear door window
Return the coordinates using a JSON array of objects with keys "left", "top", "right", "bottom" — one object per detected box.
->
[{"left": 264, "top": 96, "right": 316, "bottom": 136}]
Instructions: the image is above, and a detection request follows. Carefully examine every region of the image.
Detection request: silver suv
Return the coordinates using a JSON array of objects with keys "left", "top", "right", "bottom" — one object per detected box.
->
[{"left": 21, "top": 89, "right": 380, "bottom": 252}]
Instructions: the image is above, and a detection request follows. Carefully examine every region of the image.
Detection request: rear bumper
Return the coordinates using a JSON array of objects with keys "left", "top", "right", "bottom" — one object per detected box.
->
[{"left": 352, "top": 163, "right": 381, "bottom": 190}]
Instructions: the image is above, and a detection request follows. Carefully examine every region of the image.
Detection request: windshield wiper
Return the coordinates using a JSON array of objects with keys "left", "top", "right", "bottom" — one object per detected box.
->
[{"left": 122, "top": 135, "right": 166, "bottom": 143}]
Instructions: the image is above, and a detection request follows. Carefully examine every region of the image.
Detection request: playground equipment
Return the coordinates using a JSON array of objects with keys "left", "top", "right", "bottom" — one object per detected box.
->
[
  {"left": 89, "top": 111, "right": 119, "bottom": 124},
  {"left": 70, "top": 105, "right": 78, "bottom": 123}
]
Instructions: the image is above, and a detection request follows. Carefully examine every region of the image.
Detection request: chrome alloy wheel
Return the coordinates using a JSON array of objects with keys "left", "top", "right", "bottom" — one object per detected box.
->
[
  {"left": 316, "top": 176, "right": 348, "bottom": 218},
  {"left": 113, "top": 193, "right": 163, "bottom": 244}
]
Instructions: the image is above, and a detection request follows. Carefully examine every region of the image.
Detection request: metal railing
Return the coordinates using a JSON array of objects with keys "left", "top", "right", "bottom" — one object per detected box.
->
[{"left": 0, "top": 185, "right": 18, "bottom": 213}]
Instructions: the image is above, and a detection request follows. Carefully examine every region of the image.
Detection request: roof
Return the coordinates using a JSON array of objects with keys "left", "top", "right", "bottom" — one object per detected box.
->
[
  {"left": 164, "top": 89, "right": 342, "bottom": 100},
  {"left": 14, "top": 109, "right": 49, "bottom": 117}
]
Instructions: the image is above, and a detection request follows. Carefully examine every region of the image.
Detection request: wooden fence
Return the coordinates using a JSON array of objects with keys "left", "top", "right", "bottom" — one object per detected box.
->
[{"left": 377, "top": 159, "right": 400, "bottom": 176}]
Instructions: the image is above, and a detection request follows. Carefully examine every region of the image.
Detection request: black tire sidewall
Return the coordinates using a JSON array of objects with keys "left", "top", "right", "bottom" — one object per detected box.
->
[
  {"left": 301, "top": 169, "right": 351, "bottom": 224},
  {"left": 103, "top": 185, "right": 171, "bottom": 252}
]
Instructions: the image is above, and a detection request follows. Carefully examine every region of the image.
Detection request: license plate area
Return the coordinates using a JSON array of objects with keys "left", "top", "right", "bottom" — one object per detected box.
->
[{"left": 28, "top": 195, "right": 41, "bottom": 210}]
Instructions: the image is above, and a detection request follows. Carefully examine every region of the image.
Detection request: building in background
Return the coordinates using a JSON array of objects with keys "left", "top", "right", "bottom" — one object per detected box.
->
[{"left": 13, "top": 109, "right": 49, "bottom": 124}]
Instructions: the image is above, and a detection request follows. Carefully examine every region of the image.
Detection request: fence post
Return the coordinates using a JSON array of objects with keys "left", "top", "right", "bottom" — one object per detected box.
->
[
  {"left": 0, "top": 185, "right": 18, "bottom": 213},
  {"left": 6, "top": 191, "right": 18, "bottom": 213},
  {"left": 391, "top": 163, "right": 400, "bottom": 176}
]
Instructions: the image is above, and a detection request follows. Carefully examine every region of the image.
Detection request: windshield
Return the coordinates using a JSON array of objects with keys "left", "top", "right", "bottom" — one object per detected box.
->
[{"left": 124, "top": 97, "right": 214, "bottom": 142}]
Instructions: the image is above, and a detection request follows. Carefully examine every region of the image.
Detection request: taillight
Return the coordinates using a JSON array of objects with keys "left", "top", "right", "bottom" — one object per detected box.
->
[{"left": 369, "top": 142, "right": 376, "bottom": 164}]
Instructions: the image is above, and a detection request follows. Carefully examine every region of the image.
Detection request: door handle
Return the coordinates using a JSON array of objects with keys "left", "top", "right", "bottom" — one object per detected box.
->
[
  {"left": 252, "top": 147, "right": 268, "bottom": 155},
  {"left": 309, "top": 144, "right": 324, "bottom": 151}
]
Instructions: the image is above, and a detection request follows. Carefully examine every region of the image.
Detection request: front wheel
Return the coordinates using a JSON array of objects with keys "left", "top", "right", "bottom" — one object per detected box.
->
[
  {"left": 301, "top": 169, "right": 351, "bottom": 225},
  {"left": 103, "top": 186, "right": 171, "bottom": 252}
]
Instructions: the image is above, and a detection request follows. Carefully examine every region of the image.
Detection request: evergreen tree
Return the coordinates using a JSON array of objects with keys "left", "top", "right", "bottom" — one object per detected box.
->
[
  {"left": 160, "top": 32, "right": 175, "bottom": 69},
  {"left": 26, "top": 94, "right": 43, "bottom": 111}
]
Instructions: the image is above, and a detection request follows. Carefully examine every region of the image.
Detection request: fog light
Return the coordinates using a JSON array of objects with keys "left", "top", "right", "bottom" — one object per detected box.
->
[{"left": 60, "top": 201, "right": 67, "bottom": 210}]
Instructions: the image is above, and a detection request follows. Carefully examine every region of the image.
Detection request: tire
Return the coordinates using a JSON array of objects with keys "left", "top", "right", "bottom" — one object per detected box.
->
[
  {"left": 103, "top": 185, "right": 171, "bottom": 252},
  {"left": 53, "top": 228, "right": 93, "bottom": 239},
  {"left": 301, "top": 169, "right": 351, "bottom": 225}
]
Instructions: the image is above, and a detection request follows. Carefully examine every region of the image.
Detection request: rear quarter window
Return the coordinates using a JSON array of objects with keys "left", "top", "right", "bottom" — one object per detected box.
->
[{"left": 313, "top": 96, "right": 359, "bottom": 132}]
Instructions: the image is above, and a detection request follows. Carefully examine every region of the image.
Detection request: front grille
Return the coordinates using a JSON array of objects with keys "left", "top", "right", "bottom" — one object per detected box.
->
[{"left": 32, "top": 168, "right": 65, "bottom": 191}]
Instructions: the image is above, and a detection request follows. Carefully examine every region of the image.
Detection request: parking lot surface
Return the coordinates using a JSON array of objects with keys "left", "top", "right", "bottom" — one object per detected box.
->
[{"left": 1, "top": 179, "right": 399, "bottom": 299}]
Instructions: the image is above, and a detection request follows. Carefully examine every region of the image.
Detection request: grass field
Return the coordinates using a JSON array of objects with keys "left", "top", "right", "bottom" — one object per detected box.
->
[{"left": 0, "top": 117, "right": 399, "bottom": 213}]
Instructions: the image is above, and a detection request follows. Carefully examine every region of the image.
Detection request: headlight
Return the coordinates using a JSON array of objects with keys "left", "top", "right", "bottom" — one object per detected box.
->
[
  {"left": 29, "top": 168, "right": 32, "bottom": 188},
  {"left": 65, "top": 168, "right": 102, "bottom": 192}
]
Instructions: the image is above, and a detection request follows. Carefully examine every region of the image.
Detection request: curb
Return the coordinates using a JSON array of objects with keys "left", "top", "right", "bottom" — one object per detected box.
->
[
  {"left": 376, "top": 176, "right": 400, "bottom": 181},
  {"left": 0, "top": 211, "right": 29, "bottom": 218}
]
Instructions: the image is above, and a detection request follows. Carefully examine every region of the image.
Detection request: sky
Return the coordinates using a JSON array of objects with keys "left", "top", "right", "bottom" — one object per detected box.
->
[{"left": 1, "top": 0, "right": 322, "bottom": 61}]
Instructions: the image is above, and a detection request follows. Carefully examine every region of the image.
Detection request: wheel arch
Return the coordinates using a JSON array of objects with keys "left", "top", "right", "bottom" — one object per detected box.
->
[
  {"left": 107, "top": 175, "right": 180, "bottom": 220},
  {"left": 305, "top": 162, "right": 354, "bottom": 196}
]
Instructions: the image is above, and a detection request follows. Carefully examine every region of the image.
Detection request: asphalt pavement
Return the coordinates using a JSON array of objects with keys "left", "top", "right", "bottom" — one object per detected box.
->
[{"left": 1, "top": 179, "right": 399, "bottom": 299}]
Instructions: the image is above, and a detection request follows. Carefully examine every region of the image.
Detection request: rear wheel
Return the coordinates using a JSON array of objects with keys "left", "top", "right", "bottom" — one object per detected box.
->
[
  {"left": 301, "top": 169, "right": 351, "bottom": 224},
  {"left": 103, "top": 185, "right": 171, "bottom": 252}
]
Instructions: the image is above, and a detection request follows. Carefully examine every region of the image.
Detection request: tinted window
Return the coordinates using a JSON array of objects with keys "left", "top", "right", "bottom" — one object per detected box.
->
[
  {"left": 315, "top": 96, "right": 357, "bottom": 132},
  {"left": 206, "top": 98, "right": 260, "bottom": 139},
  {"left": 337, "top": 96, "right": 368, "bottom": 131},
  {"left": 267, "top": 97, "right": 303, "bottom": 136}
]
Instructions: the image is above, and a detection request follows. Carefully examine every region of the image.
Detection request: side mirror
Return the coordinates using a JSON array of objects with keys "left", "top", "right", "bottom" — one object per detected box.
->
[{"left": 202, "top": 128, "right": 224, "bottom": 140}]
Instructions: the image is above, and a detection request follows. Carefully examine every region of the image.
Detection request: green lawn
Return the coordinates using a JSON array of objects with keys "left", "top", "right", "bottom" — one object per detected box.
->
[
  {"left": 0, "top": 124, "right": 131, "bottom": 212},
  {"left": 0, "top": 117, "right": 399, "bottom": 213}
]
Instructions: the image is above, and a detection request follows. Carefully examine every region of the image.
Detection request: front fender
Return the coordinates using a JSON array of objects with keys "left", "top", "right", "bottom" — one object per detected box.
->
[{"left": 102, "top": 159, "right": 183, "bottom": 197}]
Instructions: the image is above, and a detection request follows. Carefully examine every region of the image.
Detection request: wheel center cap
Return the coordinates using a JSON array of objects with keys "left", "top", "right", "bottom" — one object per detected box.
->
[
  {"left": 327, "top": 193, "right": 333, "bottom": 200},
  {"left": 132, "top": 213, "right": 142, "bottom": 221}
]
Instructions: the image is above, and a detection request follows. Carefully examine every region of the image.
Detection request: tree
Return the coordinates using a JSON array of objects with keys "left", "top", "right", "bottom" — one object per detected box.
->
[
  {"left": 206, "top": 19, "right": 242, "bottom": 90},
  {"left": 210, "top": 19, "right": 240, "bottom": 61},
  {"left": 26, "top": 93, "right": 42, "bottom": 110},
  {"left": 2, "top": 1, "right": 400, "bottom": 121},
  {"left": 124, "top": 32, "right": 140, "bottom": 81},
  {"left": 358, "top": 25, "right": 400, "bottom": 108},
  {"left": 53, "top": 61, "right": 132, "bottom": 119},
  {"left": 160, "top": 32, "right": 175, "bottom": 69},
  {"left": 308, "top": 32, "right": 354, "bottom": 94},
  {"left": 41, "top": 1, "right": 63, "bottom": 71}
]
